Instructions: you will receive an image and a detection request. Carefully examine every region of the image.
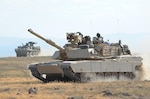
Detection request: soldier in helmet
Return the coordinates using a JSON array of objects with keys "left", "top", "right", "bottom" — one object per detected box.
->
[
  {"left": 97, "top": 33, "right": 103, "bottom": 43},
  {"left": 93, "top": 33, "right": 104, "bottom": 44}
]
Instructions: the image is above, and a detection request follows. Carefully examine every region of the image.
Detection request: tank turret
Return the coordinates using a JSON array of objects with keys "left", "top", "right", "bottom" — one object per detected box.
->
[
  {"left": 27, "top": 29, "right": 143, "bottom": 83},
  {"left": 28, "top": 29, "right": 131, "bottom": 60}
]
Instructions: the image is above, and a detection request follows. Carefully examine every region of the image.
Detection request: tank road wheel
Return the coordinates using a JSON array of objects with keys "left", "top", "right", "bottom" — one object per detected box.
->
[
  {"left": 105, "top": 72, "right": 111, "bottom": 79},
  {"left": 130, "top": 72, "right": 135, "bottom": 79},
  {"left": 27, "top": 52, "right": 30, "bottom": 57},
  {"left": 30, "top": 52, "right": 32, "bottom": 56},
  {"left": 80, "top": 73, "right": 96, "bottom": 83},
  {"left": 80, "top": 73, "right": 88, "bottom": 82},
  {"left": 16, "top": 53, "right": 19, "bottom": 57},
  {"left": 31, "top": 52, "right": 34, "bottom": 56},
  {"left": 97, "top": 73, "right": 105, "bottom": 80},
  {"left": 123, "top": 72, "right": 134, "bottom": 80},
  {"left": 119, "top": 72, "right": 125, "bottom": 80},
  {"left": 111, "top": 72, "right": 118, "bottom": 79},
  {"left": 124, "top": 72, "right": 131, "bottom": 79}
]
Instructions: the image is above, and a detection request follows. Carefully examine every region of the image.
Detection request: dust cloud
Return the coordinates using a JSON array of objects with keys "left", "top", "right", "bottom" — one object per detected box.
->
[
  {"left": 141, "top": 53, "right": 150, "bottom": 80},
  {"left": 38, "top": 49, "right": 52, "bottom": 56},
  {"left": 139, "top": 35, "right": 150, "bottom": 80}
]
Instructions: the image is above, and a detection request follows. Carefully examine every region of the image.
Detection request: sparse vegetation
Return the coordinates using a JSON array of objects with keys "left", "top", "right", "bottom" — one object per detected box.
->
[{"left": 0, "top": 56, "right": 150, "bottom": 99}]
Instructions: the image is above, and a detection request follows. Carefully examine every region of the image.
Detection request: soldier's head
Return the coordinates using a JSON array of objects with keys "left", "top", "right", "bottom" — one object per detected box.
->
[{"left": 96, "top": 33, "right": 100, "bottom": 38}]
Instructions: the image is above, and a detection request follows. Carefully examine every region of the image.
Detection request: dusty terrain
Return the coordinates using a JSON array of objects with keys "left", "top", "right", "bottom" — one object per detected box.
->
[{"left": 0, "top": 56, "right": 150, "bottom": 99}]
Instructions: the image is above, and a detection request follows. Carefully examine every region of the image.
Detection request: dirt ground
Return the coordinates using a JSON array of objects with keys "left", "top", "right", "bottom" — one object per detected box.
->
[{"left": 0, "top": 56, "right": 150, "bottom": 99}]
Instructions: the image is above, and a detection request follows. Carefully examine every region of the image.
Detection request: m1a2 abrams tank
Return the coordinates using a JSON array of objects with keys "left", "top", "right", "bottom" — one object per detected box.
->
[
  {"left": 15, "top": 41, "right": 40, "bottom": 57},
  {"left": 28, "top": 29, "right": 143, "bottom": 83}
]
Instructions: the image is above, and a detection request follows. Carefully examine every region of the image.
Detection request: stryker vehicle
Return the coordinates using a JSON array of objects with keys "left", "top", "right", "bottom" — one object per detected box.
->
[
  {"left": 28, "top": 29, "right": 143, "bottom": 83},
  {"left": 15, "top": 41, "right": 40, "bottom": 57}
]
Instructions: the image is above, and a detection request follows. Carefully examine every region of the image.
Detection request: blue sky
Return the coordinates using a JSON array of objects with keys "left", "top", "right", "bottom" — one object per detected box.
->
[{"left": 0, "top": 0, "right": 150, "bottom": 57}]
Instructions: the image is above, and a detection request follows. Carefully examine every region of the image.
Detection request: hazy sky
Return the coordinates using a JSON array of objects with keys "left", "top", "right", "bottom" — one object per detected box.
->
[
  {"left": 0, "top": 0, "right": 150, "bottom": 57},
  {"left": 0, "top": 0, "right": 150, "bottom": 37}
]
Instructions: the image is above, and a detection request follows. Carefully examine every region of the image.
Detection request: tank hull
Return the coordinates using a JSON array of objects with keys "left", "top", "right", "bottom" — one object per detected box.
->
[
  {"left": 28, "top": 56, "right": 143, "bottom": 82},
  {"left": 15, "top": 49, "right": 40, "bottom": 57}
]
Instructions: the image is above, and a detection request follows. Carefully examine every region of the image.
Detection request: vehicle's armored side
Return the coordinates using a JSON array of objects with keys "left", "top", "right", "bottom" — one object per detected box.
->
[
  {"left": 15, "top": 41, "right": 40, "bottom": 57},
  {"left": 28, "top": 29, "right": 143, "bottom": 83}
]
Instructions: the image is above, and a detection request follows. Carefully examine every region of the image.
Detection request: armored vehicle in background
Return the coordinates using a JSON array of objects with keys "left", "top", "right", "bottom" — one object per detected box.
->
[
  {"left": 28, "top": 29, "right": 143, "bottom": 83},
  {"left": 15, "top": 41, "right": 40, "bottom": 57}
]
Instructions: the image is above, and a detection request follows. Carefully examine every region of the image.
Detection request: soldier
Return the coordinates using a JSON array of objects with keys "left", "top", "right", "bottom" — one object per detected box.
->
[
  {"left": 97, "top": 33, "right": 104, "bottom": 43},
  {"left": 93, "top": 33, "right": 104, "bottom": 44}
]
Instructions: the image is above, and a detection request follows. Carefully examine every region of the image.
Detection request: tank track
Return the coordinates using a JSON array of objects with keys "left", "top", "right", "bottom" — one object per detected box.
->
[
  {"left": 64, "top": 72, "right": 136, "bottom": 82},
  {"left": 29, "top": 65, "right": 48, "bottom": 83},
  {"left": 28, "top": 60, "right": 143, "bottom": 83},
  {"left": 29, "top": 66, "right": 143, "bottom": 83}
]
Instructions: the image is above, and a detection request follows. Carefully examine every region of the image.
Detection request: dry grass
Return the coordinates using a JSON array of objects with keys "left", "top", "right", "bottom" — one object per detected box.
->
[{"left": 0, "top": 56, "right": 150, "bottom": 99}]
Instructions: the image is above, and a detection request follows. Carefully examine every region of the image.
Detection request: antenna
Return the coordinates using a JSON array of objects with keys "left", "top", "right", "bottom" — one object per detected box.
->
[{"left": 117, "top": 18, "right": 120, "bottom": 40}]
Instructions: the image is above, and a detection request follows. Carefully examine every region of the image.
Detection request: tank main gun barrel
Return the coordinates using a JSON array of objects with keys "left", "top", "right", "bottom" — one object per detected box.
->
[{"left": 28, "top": 29, "right": 64, "bottom": 51}]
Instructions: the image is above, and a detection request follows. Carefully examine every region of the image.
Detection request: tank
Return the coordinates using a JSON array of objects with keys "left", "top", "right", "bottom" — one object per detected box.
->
[
  {"left": 15, "top": 41, "right": 40, "bottom": 57},
  {"left": 28, "top": 29, "right": 143, "bottom": 83}
]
